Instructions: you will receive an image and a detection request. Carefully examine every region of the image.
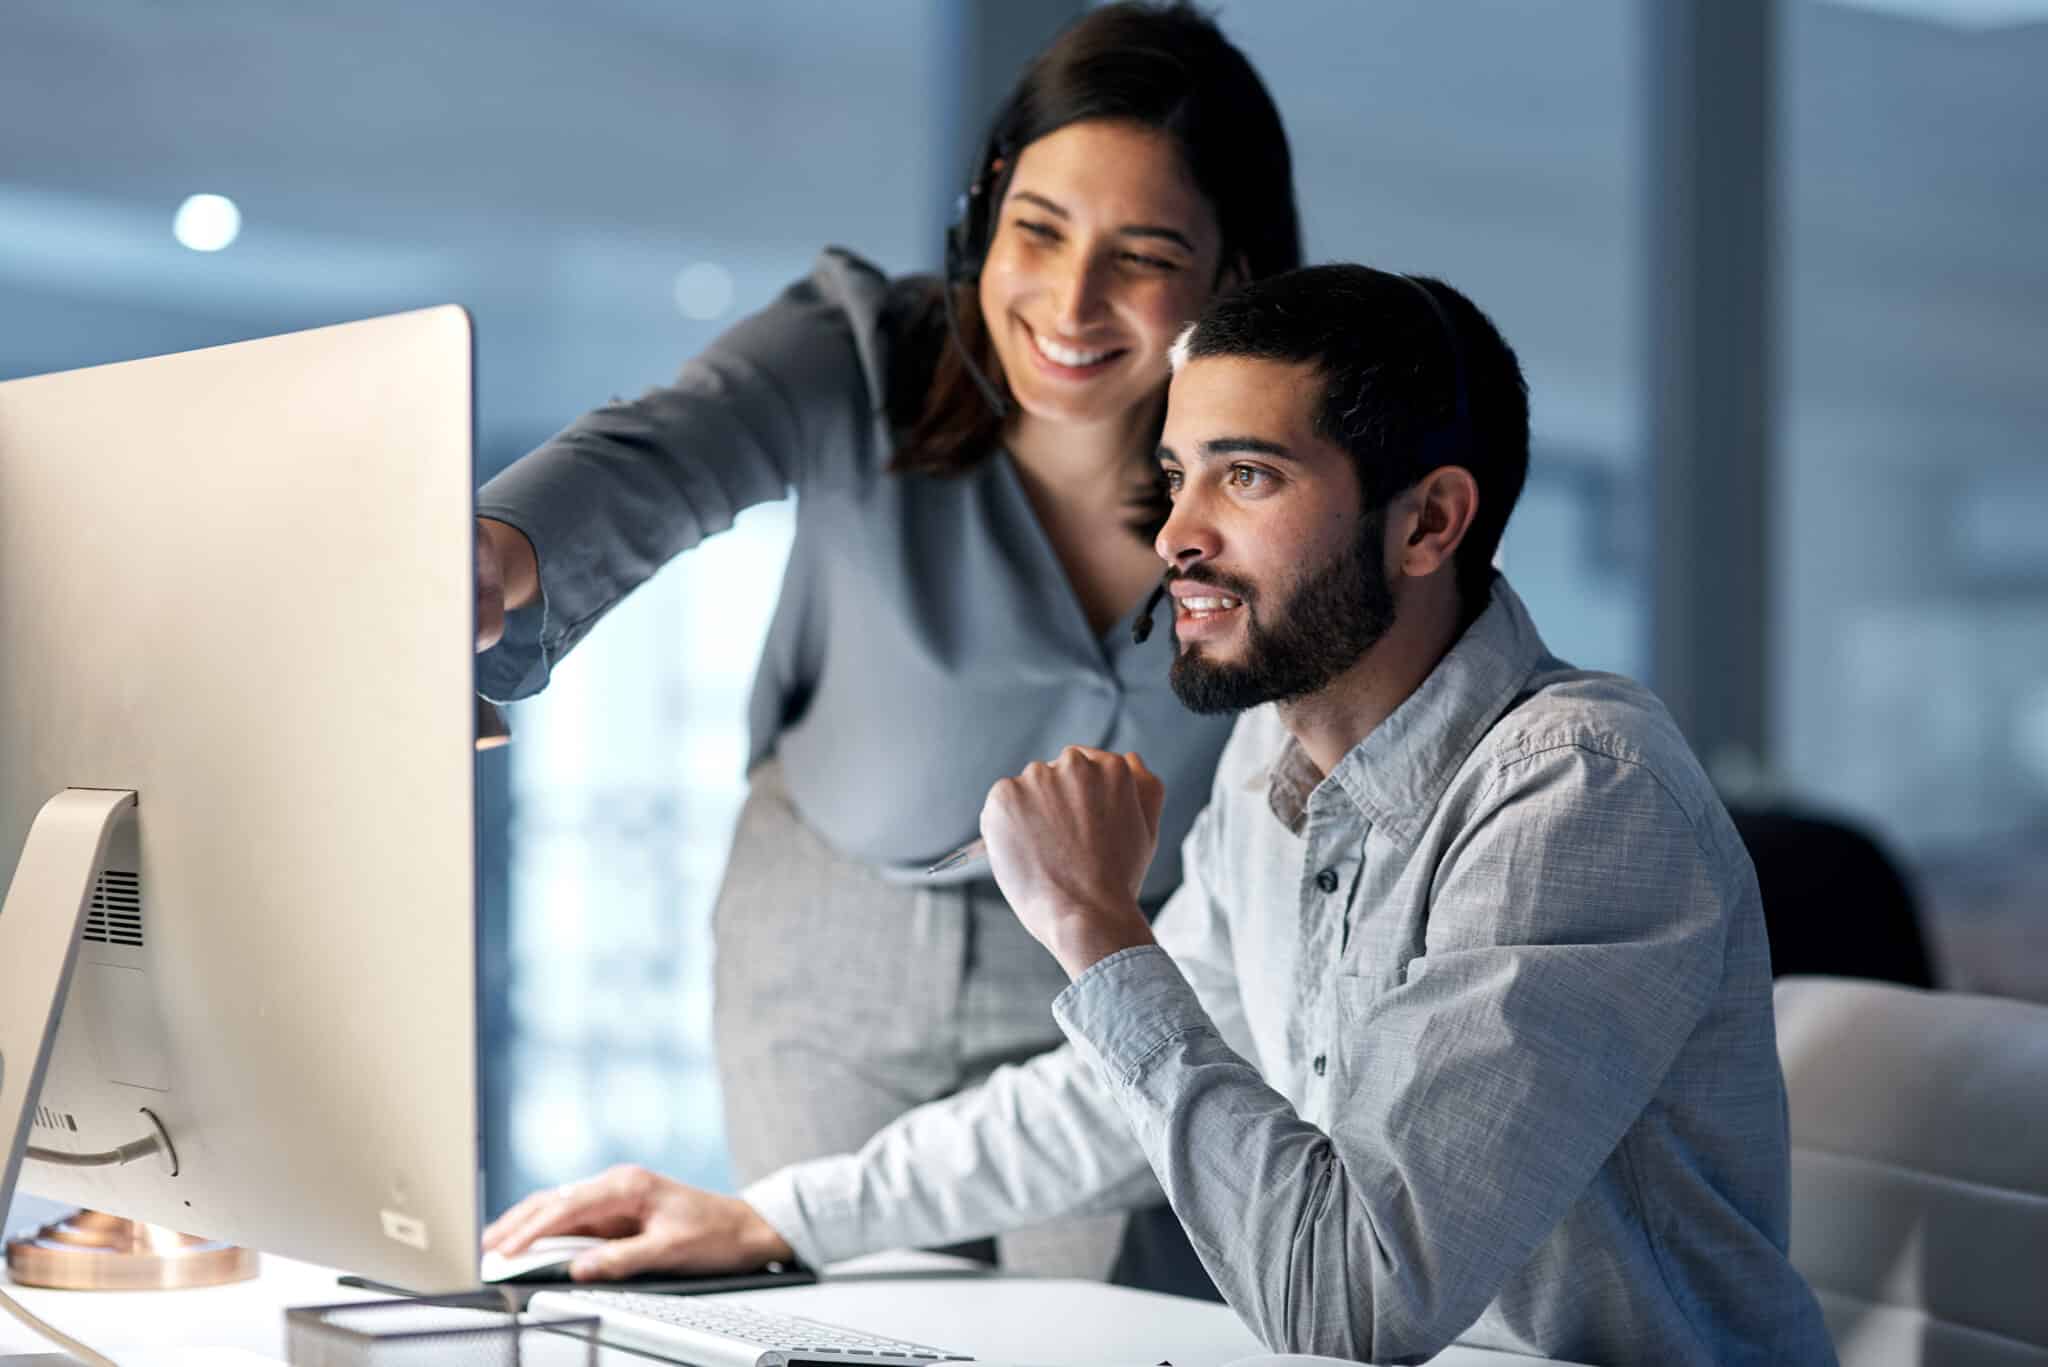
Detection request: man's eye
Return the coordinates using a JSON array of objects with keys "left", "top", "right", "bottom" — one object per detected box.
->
[
  {"left": 1228, "top": 465, "right": 1269, "bottom": 489},
  {"left": 1161, "top": 468, "right": 1184, "bottom": 494},
  {"left": 1121, "top": 250, "right": 1180, "bottom": 272}
]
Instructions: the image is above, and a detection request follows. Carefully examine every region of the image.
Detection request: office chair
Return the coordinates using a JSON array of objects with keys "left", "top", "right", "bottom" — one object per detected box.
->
[
  {"left": 1775, "top": 976, "right": 2048, "bottom": 1366},
  {"left": 1727, "top": 804, "right": 1936, "bottom": 987}
]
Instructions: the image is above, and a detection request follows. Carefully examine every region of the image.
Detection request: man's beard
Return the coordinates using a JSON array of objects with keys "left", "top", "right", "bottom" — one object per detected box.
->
[{"left": 1168, "top": 507, "right": 1397, "bottom": 715}]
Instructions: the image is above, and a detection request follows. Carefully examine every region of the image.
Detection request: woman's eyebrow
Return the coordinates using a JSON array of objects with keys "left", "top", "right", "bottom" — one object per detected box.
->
[{"left": 1009, "top": 190, "right": 1196, "bottom": 253}]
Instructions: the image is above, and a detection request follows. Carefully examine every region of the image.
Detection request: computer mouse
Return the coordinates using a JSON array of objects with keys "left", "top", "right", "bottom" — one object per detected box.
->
[{"left": 481, "top": 1233, "right": 604, "bottom": 1283}]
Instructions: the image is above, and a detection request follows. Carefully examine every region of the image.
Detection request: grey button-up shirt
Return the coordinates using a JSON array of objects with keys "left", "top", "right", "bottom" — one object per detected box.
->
[
  {"left": 746, "top": 577, "right": 1835, "bottom": 1365},
  {"left": 475, "top": 248, "right": 1229, "bottom": 898}
]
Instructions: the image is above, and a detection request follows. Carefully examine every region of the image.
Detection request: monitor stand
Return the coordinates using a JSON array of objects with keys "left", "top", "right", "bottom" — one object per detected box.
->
[{"left": 0, "top": 789, "right": 254, "bottom": 1292}]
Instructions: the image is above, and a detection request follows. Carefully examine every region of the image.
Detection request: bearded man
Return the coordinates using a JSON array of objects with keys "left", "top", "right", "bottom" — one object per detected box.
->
[{"left": 488, "top": 266, "right": 1836, "bottom": 1367}]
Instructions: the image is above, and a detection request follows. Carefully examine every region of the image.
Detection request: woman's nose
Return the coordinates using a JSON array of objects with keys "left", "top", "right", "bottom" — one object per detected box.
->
[{"left": 1052, "top": 255, "right": 1110, "bottom": 335}]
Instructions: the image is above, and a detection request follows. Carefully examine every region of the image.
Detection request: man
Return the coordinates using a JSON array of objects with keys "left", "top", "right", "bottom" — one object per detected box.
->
[{"left": 486, "top": 266, "right": 1835, "bottom": 1365}]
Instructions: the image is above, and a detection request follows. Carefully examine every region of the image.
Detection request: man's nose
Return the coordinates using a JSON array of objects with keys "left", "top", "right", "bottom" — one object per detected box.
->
[{"left": 1155, "top": 490, "right": 1220, "bottom": 569}]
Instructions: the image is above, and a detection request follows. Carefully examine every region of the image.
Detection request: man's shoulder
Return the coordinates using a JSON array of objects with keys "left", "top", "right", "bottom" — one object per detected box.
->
[{"left": 1471, "top": 663, "right": 1724, "bottom": 835}]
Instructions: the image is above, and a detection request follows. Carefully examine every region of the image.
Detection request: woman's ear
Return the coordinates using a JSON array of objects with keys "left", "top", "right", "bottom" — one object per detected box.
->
[
  {"left": 1213, "top": 250, "right": 1251, "bottom": 294},
  {"left": 1397, "top": 466, "right": 1481, "bottom": 579}
]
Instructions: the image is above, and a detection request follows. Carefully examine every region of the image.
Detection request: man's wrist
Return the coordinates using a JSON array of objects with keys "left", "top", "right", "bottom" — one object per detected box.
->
[
  {"left": 1046, "top": 901, "right": 1154, "bottom": 979},
  {"left": 736, "top": 1198, "right": 797, "bottom": 1267}
]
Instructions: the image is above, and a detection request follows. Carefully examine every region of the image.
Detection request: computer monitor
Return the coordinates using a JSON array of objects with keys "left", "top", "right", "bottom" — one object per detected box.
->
[{"left": 0, "top": 308, "right": 484, "bottom": 1294}]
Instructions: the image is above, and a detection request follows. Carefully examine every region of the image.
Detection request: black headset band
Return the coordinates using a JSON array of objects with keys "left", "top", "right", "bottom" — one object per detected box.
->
[{"left": 1389, "top": 273, "right": 1474, "bottom": 475}]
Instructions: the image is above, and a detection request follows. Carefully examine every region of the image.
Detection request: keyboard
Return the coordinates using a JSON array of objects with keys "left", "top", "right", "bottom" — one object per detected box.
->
[{"left": 526, "top": 1287, "right": 976, "bottom": 1367}]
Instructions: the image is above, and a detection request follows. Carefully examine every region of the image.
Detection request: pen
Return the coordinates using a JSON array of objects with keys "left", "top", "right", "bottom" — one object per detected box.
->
[
  {"left": 925, "top": 837, "right": 986, "bottom": 876},
  {"left": 925, "top": 574, "right": 1174, "bottom": 880}
]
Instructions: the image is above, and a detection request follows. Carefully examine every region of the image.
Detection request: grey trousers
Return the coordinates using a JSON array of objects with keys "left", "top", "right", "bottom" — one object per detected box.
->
[{"left": 711, "top": 757, "right": 1125, "bottom": 1278}]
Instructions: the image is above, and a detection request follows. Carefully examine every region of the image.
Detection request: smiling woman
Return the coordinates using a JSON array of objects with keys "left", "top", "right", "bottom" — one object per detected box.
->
[{"left": 471, "top": 0, "right": 1303, "bottom": 1298}]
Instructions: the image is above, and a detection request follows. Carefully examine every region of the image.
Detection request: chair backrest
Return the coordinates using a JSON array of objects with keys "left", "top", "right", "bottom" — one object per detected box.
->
[
  {"left": 1731, "top": 804, "right": 1934, "bottom": 987},
  {"left": 1775, "top": 976, "right": 2048, "bottom": 1366}
]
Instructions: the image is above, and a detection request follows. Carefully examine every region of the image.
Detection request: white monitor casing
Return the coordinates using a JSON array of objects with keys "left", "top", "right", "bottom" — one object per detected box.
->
[{"left": 0, "top": 307, "right": 481, "bottom": 1293}]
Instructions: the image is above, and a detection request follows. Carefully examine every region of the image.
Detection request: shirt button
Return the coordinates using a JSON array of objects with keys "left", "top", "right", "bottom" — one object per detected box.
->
[
  {"left": 1315, "top": 867, "right": 1339, "bottom": 894},
  {"left": 1312, "top": 1054, "right": 1327, "bottom": 1077}
]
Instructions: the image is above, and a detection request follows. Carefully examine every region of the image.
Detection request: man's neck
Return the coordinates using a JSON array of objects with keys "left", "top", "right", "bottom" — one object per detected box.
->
[{"left": 1277, "top": 579, "right": 1468, "bottom": 778}]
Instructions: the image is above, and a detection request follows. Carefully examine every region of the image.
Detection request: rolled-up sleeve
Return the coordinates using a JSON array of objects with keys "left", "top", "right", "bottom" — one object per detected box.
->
[
  {"left": 743, "top": 804, "right": 1254, "bottom": 1268},
  {"left": 1056, "top": 742, "right": 1731, "bottom": 1362},
  {"left": 741, "top": 1036, "right": 1161, "bottom": 1268}
]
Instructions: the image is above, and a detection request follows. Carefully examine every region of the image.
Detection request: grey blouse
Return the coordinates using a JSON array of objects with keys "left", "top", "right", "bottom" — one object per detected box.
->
[{"left": 476, "top": 247, "right": 1231, "bottom": 903}]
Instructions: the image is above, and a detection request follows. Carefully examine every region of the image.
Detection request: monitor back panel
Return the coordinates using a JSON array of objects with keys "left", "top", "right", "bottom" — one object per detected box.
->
[{"left": 0, "top": 307, "right": 480, "bottom": 1292}]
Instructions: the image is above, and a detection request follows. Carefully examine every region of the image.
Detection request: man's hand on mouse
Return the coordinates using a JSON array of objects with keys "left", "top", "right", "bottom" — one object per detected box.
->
[
  {"left": 482, "top": 1164, "right": 793, "bottom": 1281},
  {"left": 979, "top": 746, "right": 1163, "bottom": 980}
]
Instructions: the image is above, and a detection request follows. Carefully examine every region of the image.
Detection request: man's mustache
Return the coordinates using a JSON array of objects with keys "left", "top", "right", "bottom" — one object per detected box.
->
[{"left": 1164, "top": 564, "right": 1259, "bottom": 603}]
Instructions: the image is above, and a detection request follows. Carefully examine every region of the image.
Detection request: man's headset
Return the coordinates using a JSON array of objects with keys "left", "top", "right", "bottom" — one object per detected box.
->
[
  {"left": 1129, "top": 271, "right": 1475, "bottom": 647},
  {"left": 941, "top": 150, "right": 1012, "bottom": 419}
]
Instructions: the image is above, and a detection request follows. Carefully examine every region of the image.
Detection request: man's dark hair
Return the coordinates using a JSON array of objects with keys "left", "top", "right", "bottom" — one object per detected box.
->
[{"left": 1176, "top": 264, "right": 1530, "bottom": 608}]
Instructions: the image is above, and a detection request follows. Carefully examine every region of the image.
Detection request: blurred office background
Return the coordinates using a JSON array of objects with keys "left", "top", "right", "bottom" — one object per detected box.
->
[{"left": 1, "top": 0, "right": 2042, "bottom": 1216}]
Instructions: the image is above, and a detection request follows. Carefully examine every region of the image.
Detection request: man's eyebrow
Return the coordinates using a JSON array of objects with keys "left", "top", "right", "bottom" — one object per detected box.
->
[
  {"left": 1009, "top": 191, "right": 1196, "bottom": 253},
  {"left": 1156, "top": 437, "right": 1297, "bottom": 464},
  {"left": 1204, "top": 436, "right": 1296, "bottom": 461}
]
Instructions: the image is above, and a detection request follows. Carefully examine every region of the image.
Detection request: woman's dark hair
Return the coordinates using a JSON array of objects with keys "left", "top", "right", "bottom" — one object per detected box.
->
[
  {"left": 887, "top": 1, "right": 1302, "bottom": 487},
  {"left": 1176, "top": 265, "right": 1531, "bottom": 612}
]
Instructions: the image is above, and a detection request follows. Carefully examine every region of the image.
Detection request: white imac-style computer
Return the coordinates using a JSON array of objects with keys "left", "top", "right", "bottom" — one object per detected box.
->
[{"left": 0, "top": 307, "right": 484, "bottom": 1297}]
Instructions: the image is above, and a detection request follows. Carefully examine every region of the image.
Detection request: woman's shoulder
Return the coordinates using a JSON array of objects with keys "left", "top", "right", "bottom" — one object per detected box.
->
[
  {"left": 797, "top": 247, "right": 944, "bottom": 413},
  {"left": 677, "top": 247, "right": 944, "bottom": 490}
]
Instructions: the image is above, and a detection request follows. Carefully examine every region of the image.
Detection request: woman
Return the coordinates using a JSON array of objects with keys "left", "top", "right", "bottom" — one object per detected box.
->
[{"left": 475, "top": 1, "right": 1301, "bottom": 1285}]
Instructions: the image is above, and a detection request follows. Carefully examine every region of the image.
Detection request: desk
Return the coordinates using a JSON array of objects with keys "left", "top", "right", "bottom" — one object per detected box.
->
[{"left": 2, "top": 1252, "right": 1584, "bottom": 1366}]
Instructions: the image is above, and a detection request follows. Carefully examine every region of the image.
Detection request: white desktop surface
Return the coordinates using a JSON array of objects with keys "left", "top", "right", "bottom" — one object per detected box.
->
[{"left": 0, "top": 1250, "right": 1582, "bottom": 1366}]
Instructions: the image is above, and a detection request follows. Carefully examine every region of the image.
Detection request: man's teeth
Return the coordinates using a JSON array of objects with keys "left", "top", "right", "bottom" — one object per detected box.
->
[
  {"left": 1033, "top": 332, "right": 1115, "bottom": 368},
  {"left": 1182, "top": 595, "right": 1241, "bottom": 612}
]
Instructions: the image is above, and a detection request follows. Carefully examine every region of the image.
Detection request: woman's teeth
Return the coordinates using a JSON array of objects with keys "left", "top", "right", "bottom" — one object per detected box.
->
[{"left": 1032, "top": 331, "right": 1116, "bottom": 368}]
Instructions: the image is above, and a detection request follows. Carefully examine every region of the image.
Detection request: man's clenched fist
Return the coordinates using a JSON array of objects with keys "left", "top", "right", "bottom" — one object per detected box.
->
[{"left": 980, "top": 746, "right": 1165, "bottom": 979}]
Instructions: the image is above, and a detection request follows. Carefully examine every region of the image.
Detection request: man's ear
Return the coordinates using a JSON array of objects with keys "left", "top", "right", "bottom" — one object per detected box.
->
[{"left": 1395, "top": 466, "right": 1480, "bottom": 580}]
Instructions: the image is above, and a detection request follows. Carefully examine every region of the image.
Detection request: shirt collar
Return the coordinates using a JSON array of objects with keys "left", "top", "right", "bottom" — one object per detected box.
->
[{"left": 1263, "top": 574, "right": 1555, "bottom": 848}]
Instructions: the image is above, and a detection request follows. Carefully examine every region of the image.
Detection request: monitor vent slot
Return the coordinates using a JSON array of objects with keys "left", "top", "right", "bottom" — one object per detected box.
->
[
  {"left": 84, "top": 869, "right": 144, "bottom": 946},
  {"left": 33, "top": 1106, "right": 80, "bottom": 1134}
]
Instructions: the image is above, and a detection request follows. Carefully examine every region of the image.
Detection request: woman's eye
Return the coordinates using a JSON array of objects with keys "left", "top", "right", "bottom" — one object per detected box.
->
[
  {"left": 1161, "top": 468, "right": 1184, "bottom": 495},
  {"left": 1016, "top": 220, "right": 1060, "bottom": 243},
  {"left": 1120, "top": 250, "right": 1180, "bottom": 272}
]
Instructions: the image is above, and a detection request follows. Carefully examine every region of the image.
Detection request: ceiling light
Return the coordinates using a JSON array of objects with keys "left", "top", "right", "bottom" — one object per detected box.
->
[
  {"left": 1821, "top": 0, "right": 2048, "bottom": 28},
  {"left": 673, "top": 262, "right": 734, "bottom": 321},
  {"left": 173, "top": 194, "right": 241, "bottom": 252}
]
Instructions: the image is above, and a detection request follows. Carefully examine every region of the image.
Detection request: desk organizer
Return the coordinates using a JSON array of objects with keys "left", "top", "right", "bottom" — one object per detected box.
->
[{"left": 285, "top": 1293, "right": 600, "bottom": 1366}]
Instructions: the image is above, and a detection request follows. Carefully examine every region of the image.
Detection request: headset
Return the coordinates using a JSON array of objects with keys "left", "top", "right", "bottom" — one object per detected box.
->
[
  {"left": 941, "top": 149, "right": 1012, "bottom": 419},
  {"left": 1130, "top": 270, "right": 1474, "bottom": 646},
  {"left": 942, "top": 147, "right": 1475, "bottom": 649}
]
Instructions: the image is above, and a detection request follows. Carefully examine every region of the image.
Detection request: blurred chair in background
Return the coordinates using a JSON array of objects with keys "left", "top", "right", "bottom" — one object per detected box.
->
[
  {"left": 1775, "top": 976, "right": 2048, "bottom": 1367},
  {"left": 1728, "top": 804, "right": 1936, "bottom": 988}
]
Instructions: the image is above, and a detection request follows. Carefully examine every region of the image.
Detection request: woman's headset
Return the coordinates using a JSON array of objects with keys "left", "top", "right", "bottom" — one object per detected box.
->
[{"left": 941, "top": 150, "right": 1012, "bottom": 419}]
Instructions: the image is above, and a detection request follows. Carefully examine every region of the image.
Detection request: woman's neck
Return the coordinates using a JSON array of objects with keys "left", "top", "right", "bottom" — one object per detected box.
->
[{"left": 1002, "top": 394, "right": 1163, "bottom": 512}]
